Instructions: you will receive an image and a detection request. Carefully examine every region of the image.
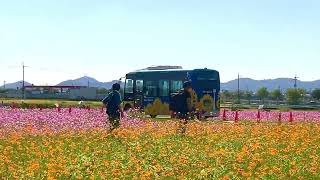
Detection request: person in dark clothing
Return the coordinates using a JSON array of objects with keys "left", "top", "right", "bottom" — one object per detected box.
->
[
  {"left": 175, "top": 81, "right": 193, "bottom": 118},
  {"left": 174, "top": 81, "right": 193, "bottom": 134},
  {"left": 102, "top": 83, "right": 123, "bottom": 131}
]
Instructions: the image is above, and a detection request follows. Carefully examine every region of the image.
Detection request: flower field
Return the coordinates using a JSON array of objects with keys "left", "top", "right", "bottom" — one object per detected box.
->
[{"left": 0, "top": 108, "right": 320, "bottom": 179}]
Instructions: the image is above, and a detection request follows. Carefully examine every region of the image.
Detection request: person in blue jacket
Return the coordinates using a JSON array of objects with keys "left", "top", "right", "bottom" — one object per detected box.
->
[{"left": 102, "top": 83, "right": 123, "bottom": 131}]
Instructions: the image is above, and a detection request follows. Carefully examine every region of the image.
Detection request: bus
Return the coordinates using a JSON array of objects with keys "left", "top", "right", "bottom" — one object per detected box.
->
[{"left": 123, "top": 67, "right": 220, "bottom": 117}]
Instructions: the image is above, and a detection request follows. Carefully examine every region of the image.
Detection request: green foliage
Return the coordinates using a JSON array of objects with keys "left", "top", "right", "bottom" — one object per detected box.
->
[
  {"left": 270, "top": 89, "right": 283, "bottom": 104},
  {"left": 220, "top": 90, "right": 234, "bottom": 102},
  {"left": 230, "top": 104, "right": 240, "bottom": 111},
  {"left": 19, "top": 102, "right": 62, "bottom": 109},
  {"left": 270, "top": 89, "right": 282, "bottom": 100},
  {"left": 279, "top": 107, "right": 292, "bottom": 112},
  {"left": 286, "top": 88, "right": 306, "bottom": 105},
  {"left": 244, "top": 90, "right": 253, "bottom": 104},
  {"left": 144, "top": 98, "right": 170, "bottom": 117},
  {"left": 311, "top": 89, "right": 320, "bottom": 101},
  {"left": 1, "top": 99, "right": 102, "bottom": 109},
  {"left": 257, "top": 87, "right": 269, "bottom": 103},
  {"left": 96, "top": 88, "right": 109, "bottom": 94}
]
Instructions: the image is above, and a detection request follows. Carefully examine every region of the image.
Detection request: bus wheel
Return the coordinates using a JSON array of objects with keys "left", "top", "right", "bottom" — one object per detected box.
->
[
  {"left": 124, "top": 103, "right": 132, "bottom": 111},
  {"left": 150, "top": 115, "right": 157, "bottom": 118},
  {"left": 197, "top": 113, "right": 204, "bottom": 121},
  {"left": 170, "top": 111, "right": 176, "bottom": 119}
]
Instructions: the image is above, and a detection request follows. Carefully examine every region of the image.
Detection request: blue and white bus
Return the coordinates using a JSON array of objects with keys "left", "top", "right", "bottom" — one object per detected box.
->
[{"left": 124, "top": 67, "right": 220, "bottom": 117}]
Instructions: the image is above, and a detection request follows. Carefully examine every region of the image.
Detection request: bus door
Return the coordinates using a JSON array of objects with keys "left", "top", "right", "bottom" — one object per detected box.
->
[{"left": 134, "top": 80, "right": 144, "bottom": 108}]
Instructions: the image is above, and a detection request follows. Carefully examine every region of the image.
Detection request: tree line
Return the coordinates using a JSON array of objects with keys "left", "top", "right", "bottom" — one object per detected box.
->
[{"left": 221, "top": 88, "right": 320, "bottom": 105}]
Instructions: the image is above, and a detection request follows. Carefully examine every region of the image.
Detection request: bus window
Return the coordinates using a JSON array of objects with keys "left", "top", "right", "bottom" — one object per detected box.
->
[
  {"left": 171, "top": 81, "right": 183, "bottom": 93},
  {"left": 145, "top": 81, "right": 157, "bottom": 97},
  {"left": 159, "top": 80, "right": 169, "bottom": 96},
  {"left": 136, "top": 80, "right": 143, "bottom": 93},
  {"left": 125, "top": 79, "right": 134, "bottom": 93}
]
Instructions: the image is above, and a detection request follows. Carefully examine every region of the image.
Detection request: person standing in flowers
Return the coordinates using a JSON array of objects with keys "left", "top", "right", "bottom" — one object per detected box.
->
[
  {"left": 102, "top": 83, "right": 124, "bottom": 131},
  {"left": 171, "top": 81, "right": 193, "bottom": 134}
]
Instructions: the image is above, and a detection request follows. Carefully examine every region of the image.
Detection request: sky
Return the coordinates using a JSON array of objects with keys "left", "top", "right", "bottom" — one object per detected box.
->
[{"left": 0, "top": 0, "right": 319, "bottom": 85}]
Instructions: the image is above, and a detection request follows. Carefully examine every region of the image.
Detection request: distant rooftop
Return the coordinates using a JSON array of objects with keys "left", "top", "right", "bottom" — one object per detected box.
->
[{"left": 24, "top": 85, "right": 87, "bottom": 89}]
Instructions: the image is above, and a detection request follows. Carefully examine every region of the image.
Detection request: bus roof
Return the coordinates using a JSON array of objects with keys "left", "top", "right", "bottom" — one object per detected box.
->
[
  {"left": 127, "top": 68, "right": 218, "bottom": 75},
  {"left": 128, "top": 69, "right": 188, "bottom": 74}
]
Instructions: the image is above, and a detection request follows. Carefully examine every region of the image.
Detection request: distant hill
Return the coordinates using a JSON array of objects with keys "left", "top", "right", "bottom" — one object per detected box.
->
[
  {"left": 56, "top": 76, "right": 122, "bottom": 89},
  {"left": 0, "top": 81, "right": 32, "bottom": 90},
  {"left": 59, "top": 76, "right": 320, "bottom": 92},
  {"left": 221, "top": 78, "right": 320, "bottom": 92},
  {"left": 2, "top": 77, "right": 320, "bottom": 92}
]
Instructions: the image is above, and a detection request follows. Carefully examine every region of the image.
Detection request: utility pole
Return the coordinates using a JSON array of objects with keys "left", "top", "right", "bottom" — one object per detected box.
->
[
  {"left": 294, "top": 75, "right": 299, "bottom": 89},
  {"left": 237, "top": 73, "right": 240, "bottom": 103},
  {"left": 22, "top": 62, "right": 28, "bottom": 99}
]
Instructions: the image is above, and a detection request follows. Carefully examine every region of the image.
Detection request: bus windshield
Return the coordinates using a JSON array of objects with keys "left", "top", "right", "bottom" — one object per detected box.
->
[
  {"left": 197, "top": 80, "right": 218, "bottom": 90},
  {"left": 193, "top": 71, "right": 220, "bottom": 91},
  {"left": 196, "top": 72, "right": 219, "bottom": 81}
]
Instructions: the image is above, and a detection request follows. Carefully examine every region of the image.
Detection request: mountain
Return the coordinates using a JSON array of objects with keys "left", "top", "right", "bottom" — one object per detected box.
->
[
  {"left": 0, "top": 81, "right": 32, "bottom": 89},
  {"left": 58, "top": 76, "right": 320, "bottom": 91},
  {"left": 2, "top": 76, "right": 319, "bottom": 92},
  {"left": 221, "top": 78, "right": 320, "bottom": 92},
  {"left": 56, "top": 76, "right": 122, "bottom": 89}
]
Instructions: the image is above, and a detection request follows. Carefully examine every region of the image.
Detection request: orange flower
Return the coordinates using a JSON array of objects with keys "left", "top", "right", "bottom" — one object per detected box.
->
[
  {"left": 220, "top": 175, "right": 230, "bottom": 180},
  {"left": 112, "top": 169, "right": 121, "bottom": 176},
  {"left": 29, "top": 161, "right": 40, "bottom": 170},
  {"left": 270, "top": 148, "right": 278, "bottom": 155}
]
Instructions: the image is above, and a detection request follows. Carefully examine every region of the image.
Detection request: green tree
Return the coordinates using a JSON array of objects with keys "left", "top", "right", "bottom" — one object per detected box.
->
[
  {"left": 311, "top": 89, "right": 320, "bottom": 101},
  {"left": 0, "top": 89, "right": 8, "bottom": 93},
  {"left": 270, "top": 89, "right": 283, "bottom": 104},
  {"left": 220, "top": 90, "right": 233, "bottom": 102},
  {"left": 286, "top": 88, "right": 306, "bottom": 105},
  {"left": 244, "top": 90, "right": 253, "bottom": 104},
  {"left": 257, "top": 87, "right": 269, "bottom": 104},
  {"left": 234, "top": 90, "right": 244, "bottom": 104},
  {"left": 96, "top": 88, "right": 109, "bottom": 94}
]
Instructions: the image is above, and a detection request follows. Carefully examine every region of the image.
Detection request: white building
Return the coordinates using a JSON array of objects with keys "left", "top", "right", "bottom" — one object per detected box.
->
[{"left": 69, "top": 87, "right": 97, "bottom": 100}]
